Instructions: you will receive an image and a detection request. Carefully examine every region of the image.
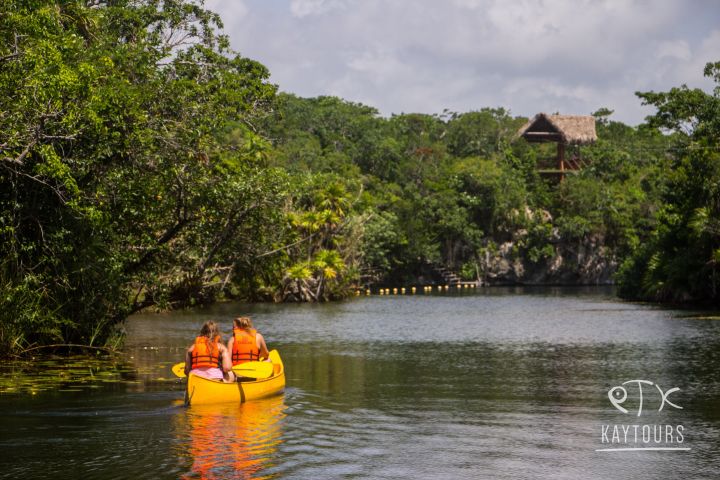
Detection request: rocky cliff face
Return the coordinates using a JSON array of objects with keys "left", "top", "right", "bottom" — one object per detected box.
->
[
  {"left": 482, "top": 209, "right": 617, "bottom": 285},
  {"left": 484, "top": 238, "right": 616, "bottom": 285}
]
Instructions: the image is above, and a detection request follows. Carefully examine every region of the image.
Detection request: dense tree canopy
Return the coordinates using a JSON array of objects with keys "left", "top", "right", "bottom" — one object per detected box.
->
[
  {"left": 263, "top": 92, "right": 673, "bottom": 288},
  {"left": 0, "top": 0, "right": 284, "bottom": 353},
  {"left": 616, "top": 62, "right": 720, "bottom": 304}
]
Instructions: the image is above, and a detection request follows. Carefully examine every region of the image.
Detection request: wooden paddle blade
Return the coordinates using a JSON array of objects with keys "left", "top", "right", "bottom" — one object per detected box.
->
[
  {"left": 231, "top": 361, "right": 273, "bottom": 379},
  {"left": 171, "top": 362, "right": 187, "bottom": 378}
]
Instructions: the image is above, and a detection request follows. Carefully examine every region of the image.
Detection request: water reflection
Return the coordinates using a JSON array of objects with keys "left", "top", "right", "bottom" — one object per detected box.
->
[{"left": 174, "top": 395, "right": 286, "bottom": 479}]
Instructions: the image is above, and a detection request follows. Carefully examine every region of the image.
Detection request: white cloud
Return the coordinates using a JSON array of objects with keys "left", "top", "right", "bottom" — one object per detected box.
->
[
  {"left": 452, "top": 0, "right": 484, "bottom": 9},
  {"left": 203, "top": 0, "right": 720, "bottom": 125},
  {"left": 289, "top": 0, "right": 345, "bottom": 18},
  {"left": 697, "top": 29, "right": 720, "bottom": 67},
  {"left": 205, "top": 0, "right": 247, "bottom": 22},
  {"left": 656, "top": 40, "right": 691, "bottom": 61},
  {"left": 346, "top": 48, "right": 411, "bottom": 84}
]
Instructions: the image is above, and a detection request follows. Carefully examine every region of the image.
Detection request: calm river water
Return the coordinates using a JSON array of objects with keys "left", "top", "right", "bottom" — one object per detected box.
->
[{"left": 1, "top": 287, "right": 720, "bottom": 479}]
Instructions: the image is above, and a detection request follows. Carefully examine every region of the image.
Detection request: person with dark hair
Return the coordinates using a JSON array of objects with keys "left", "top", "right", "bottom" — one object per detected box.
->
[
  {"left": 184, "top": 321, "right": 234, "bottom": 382},
  {"left": 227, "top": 316, "right": 270, "bottom": 366}
]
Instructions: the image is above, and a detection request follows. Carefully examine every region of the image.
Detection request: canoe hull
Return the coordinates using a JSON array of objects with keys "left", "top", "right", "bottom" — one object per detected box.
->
[{"left": 185, "top": 350, "right": 285, "bottom": 406}]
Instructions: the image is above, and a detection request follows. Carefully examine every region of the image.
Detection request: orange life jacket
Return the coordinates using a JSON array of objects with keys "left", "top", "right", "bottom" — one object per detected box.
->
[
  {"left": 231, "top": 328, "right": 260, "bottom": 365},
  {"left": 191, "top": 336, "right": 221, "bottom": 369}
]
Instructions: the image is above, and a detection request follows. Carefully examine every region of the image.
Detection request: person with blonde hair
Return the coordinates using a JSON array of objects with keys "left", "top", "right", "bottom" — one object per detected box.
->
[
  {"left": 227, "top": 316, "right": 269, "bottom": 366},
  {"left": 184, "top": 321, "right": 234, "bottom": 382}
]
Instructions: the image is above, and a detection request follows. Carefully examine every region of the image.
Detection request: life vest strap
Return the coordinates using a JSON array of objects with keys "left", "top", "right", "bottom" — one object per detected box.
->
[
  {"left": 191, "top": 336, "right": 221, "bottom": 369},
  {"left": 231, "top": 328, "right": 260, "bottom": 365}
]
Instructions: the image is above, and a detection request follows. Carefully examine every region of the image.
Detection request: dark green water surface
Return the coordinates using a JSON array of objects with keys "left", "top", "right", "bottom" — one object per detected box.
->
[{"left": 1, "top": 287, "right": 719, "bottom": 479}]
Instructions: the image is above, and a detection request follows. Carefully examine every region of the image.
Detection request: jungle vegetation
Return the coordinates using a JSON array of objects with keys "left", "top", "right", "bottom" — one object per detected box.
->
[{"left": 1, "top": 0, "right": 717, "bottom": 355}]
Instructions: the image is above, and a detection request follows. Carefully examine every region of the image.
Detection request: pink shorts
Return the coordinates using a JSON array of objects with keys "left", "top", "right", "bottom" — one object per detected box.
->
[{"left": 190, "top": 367, "right": 224, "bottom": 380}]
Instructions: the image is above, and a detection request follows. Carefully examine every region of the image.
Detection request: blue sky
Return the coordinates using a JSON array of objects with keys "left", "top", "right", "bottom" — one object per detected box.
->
[{"left": 205, "top": 0, "right": 720, "bottom": 125}]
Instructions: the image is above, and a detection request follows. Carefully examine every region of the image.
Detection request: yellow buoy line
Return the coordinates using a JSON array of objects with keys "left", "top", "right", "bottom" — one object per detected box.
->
[{"left": 355, "top": 283, "right": 478, "bottom": 296}]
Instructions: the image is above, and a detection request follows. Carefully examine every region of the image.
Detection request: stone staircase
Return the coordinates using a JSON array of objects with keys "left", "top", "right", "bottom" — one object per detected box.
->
[
  {"left": 359, "top": 267, "right": 383, "bottom": 288},
  {"left": 428, "top": 262, "right": 461, "bottom": 286}
]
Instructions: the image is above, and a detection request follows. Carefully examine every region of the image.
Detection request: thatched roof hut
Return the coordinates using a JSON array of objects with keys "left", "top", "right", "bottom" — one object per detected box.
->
[{"left": 517, "top": 113, "right": 597, "bottom": 145}]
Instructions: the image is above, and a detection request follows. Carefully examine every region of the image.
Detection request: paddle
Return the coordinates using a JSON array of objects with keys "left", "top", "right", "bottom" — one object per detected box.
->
[
  {"left": 232, "top": 361, "right": 273, "bottom": 379},
  {"left": 171, "top": 362, "right": 187, "bottom": 378},
  {"left": 170, "top": 360, "right": 273, "bottom": 379}
]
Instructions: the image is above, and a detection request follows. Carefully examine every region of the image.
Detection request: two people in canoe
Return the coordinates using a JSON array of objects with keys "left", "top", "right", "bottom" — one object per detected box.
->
[{"left": 184, "top": 316, "right": 269, "bottom": 382}]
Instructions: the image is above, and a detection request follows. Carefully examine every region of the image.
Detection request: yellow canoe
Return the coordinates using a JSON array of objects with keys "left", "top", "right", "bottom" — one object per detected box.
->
[{"left": 185, "top": 350, "right": 285, "bottom": 406}]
